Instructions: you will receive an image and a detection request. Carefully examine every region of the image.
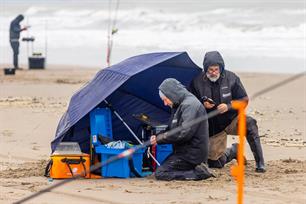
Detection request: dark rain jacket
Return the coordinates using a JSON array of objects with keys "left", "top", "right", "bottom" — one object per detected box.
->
[
  {"left": 189, "top": 51, "right": 248, "bottom": 136},
  {"left": 158, "top": 78, "right": 209, "bottom": 165},
  {"left": 10, "top": 15, "right": 24, "bottom": 40}
]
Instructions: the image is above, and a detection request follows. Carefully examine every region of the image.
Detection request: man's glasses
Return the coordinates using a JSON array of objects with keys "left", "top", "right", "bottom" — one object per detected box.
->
[{"left": 207, "top": 68, "right": 220, "bottom": 74}]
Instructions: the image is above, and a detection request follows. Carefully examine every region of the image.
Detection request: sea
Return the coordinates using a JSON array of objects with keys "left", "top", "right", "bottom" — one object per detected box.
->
[{"left": 0, "top": 0, "right": 305, "bottom": 73}]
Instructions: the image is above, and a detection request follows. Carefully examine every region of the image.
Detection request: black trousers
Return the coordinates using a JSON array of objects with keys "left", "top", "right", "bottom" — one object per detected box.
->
[
  {"left": 10, "top": 41, "right": 19, "bottom": 68},
  {"left": 155, "top": 154, "right": 202, "bottom": 181}
]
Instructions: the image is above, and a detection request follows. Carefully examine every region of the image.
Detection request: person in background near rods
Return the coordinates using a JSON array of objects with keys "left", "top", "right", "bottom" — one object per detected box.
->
[
  {"left": 150, "top": 78, "right": 215, "bottom": 181},
  {"left": 9, "top": 14, "right": 30, "bottom": 69},
  {"left": 189, "top": 51, "right": 266, "bottom": 173}
]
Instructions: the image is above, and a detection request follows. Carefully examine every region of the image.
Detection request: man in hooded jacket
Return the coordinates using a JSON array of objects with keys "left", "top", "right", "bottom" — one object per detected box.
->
[
  {"left": 9, "top": 14, "right": 29, "bottom": 69},
  {"left": 150, "top": 78, "right": 214, "bottom": 181},
  {"left": 189, "top": 51, "right": 265, "bottom": 173}
]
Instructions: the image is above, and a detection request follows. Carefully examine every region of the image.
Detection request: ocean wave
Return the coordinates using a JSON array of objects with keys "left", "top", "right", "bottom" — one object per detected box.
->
[
  {"left": 0, "top": 20, "right": 304, "bottom": 58},
  {"left": 24, "top": 6, "right": 49, "bottom": 16},
  {"left": 281, "top": 9, "right": 306, "bottom": 15},
  {"left": 15, "top": 6, "right": 304, "bottom": 30},
  {"left": 0, "top": 6, "right": 304, "bottom": 70}
]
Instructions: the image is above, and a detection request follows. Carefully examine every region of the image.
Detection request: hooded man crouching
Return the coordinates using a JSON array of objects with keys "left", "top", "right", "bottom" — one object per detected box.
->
[
  {"left": 150, "top": 78, "right": 214, "bottom": 181},
  {"left": 189, "top": 51, "right": 265, "bottom": 173}
]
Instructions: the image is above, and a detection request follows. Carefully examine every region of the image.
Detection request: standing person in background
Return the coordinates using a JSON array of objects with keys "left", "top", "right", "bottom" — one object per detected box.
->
[
  {"left": 9, "top": 14, "right": 29, "bottom": 69},
  {"left": 189, "top": 51, "right": 266, "bottom": 173}
]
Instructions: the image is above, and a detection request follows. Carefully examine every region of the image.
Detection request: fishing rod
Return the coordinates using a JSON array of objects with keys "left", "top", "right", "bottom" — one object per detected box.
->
[
  {"left": 11, "top": 100, "right": 254, "bottom": 204},
  {"left": 14, "top": 104, "right": 222, "bottom": 204},
  {"left": 14, "top": 140, "right": 151, "bottom": 204},
  {"left": 106, "top": 0, "right": 120, "bottom": 66},
  {"left": 250, "top": 71, "right": 306, "bottom": 99},
  {"left": 14, "top": 71, "right": 306, "bottom": 203}
]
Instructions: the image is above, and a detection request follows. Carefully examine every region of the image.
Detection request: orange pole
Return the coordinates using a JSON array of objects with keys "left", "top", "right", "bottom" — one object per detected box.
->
[{"left": 230, "top": 100, "right": 247, "bottom": 204}]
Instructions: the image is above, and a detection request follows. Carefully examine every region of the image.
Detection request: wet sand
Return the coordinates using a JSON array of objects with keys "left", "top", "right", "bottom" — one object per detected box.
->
[{"left": 0, "top": 68, "right": 305, "bottom": 204}]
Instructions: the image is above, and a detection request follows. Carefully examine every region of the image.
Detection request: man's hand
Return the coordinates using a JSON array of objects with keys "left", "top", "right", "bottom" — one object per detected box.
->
[
  {"left": 217, "top": 103, "right": 229, "bottom": 114},
  {"left": 150, "top": 135, "right": 157, "bottom": 145},
  {"left": 23, "top": 25, "right": 31, "bottom": 31},
  {"left": 203, "top": 101, "right": 215, "bottom": 109}
]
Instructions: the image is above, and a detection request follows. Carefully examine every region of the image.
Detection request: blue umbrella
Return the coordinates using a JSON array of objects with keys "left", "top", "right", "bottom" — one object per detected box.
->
[{"left": 51, "top": 52, "right": 202, "bottom": 153}]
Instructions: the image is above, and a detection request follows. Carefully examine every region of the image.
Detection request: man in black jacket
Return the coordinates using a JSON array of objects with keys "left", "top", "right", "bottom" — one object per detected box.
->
[
  {"left": 150, "top": 78, "right": 214, "bottom": 181},
  {"left": 189, "top": 51, "right": 265, "bottom": 173},
  {"left": 9, "top": 14, "right": 29, "bottom": 69}
]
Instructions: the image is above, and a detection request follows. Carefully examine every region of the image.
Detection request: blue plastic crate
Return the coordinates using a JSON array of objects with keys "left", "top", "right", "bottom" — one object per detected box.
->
[
  {"left": 95, "top": 145, "right": 144, "bottom": 178},
  {"left": 156, "top": 144, "right": 173, "bottom": 164},
  {"left": 90, "top": 108, "right": 113, "bottom": 146}
]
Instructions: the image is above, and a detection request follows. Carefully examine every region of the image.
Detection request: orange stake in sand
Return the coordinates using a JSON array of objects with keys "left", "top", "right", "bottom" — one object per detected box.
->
[{"left": 230, "top": 100, "right": 247, "bottom": 204}]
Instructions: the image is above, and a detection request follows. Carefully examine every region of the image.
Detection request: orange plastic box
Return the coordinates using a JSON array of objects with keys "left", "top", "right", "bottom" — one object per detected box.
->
[{"left": 50, "top": 154, "right": 91, "bottom": 179}]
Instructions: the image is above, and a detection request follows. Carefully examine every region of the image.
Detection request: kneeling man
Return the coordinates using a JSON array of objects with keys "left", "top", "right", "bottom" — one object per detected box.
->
[{"left": 150, "top": 78, "right": 214, "bottom": 181}]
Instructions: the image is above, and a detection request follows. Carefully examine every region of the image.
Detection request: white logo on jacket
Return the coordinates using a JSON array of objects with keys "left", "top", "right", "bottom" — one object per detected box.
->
[{"left": 222, "top": 92, "right": 231, "bottom": 98}]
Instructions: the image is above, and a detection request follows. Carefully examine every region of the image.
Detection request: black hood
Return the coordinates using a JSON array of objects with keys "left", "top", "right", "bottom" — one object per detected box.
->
[
  {"left": 203, "top": 51, "right": 225, "bottom": 73},
  {"left": 13, "top": 14, "right": 24, "bottom": 24}
]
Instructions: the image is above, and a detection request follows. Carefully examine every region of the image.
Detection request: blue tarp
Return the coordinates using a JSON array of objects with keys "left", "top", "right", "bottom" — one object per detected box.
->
[{"left": 51, "top": 52, "right": 202, "bottom": 153}]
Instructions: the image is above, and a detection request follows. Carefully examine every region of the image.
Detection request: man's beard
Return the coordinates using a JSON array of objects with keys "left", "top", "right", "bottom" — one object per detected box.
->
[{"left": 206, "top": 72, "right": 220, "bottom": 82}]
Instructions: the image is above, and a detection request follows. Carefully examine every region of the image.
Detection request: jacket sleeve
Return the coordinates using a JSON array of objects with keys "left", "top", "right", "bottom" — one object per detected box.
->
[
  {"left": 157, "top": 104, "right": 201, "bottom": 144},
  {"left": 232, "top": 76, "right": 248, "bottom": 100},
  {"left": 188, "top": 79, "right": 201, "bottom": 100}
]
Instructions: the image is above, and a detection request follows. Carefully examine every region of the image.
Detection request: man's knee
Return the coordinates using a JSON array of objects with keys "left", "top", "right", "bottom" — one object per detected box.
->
[
  {"left": 246, "top": 116, "right": 258, "bottom": 132},
  {"left": 246, "top": 116, "right": 260, "bottom": 140},
  {"left": 247, "top": 116, "right": 257, "bottom": 127},
  {"left": 155, "top": 167, "right": 171, "bottom": 181}
]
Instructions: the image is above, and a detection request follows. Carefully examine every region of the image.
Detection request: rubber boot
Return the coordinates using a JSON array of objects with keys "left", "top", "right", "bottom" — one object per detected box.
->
[
  {"left": 246, "top": 117, "right": 266, "bottom": 173},
  {"left": 248, "top": 138, "right": 266, "bottom": 172}
]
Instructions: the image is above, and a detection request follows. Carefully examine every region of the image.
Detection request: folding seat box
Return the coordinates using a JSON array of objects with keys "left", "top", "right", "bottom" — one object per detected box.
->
[{"left": 90, "top": 108, "right": 145, "bottom": 178}]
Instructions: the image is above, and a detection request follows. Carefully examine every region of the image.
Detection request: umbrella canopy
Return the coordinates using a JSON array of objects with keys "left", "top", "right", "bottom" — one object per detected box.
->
[{"left": 51, "top": 52, "right": 202, "bottom": 153}]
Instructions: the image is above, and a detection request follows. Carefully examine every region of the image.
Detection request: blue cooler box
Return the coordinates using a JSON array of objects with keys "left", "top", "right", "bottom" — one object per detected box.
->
[
  {"left": 95, "top": 145, "right": 145, "bottom": 178},
  {"left": 156, "top": 144, "right": 173, "bottom": 164}
]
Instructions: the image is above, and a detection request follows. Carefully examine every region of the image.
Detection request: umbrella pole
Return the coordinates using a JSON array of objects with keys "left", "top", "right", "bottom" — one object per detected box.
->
[{"left": 104, "top": 100, "right": 161, "bottom": 166}]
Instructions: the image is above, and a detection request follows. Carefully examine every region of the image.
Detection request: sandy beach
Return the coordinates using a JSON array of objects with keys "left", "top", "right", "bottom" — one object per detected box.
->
[{"left": 0, "top": 67, "right": 305, "bottom": 204}]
